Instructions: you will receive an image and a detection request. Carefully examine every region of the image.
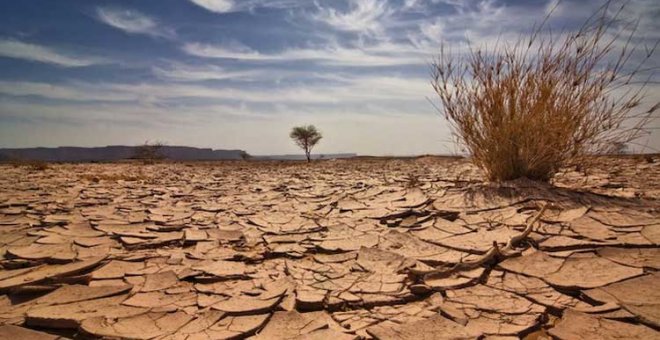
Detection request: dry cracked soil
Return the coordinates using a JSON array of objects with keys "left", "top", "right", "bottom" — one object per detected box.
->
[{"left": 0, "top": 156, "right": 658, "bottom": 339}]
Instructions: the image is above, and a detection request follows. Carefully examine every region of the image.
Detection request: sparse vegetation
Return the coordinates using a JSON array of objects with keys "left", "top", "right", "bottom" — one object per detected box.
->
[
  {"left": 133, "top": 141, "right": 166, "bottom": 164},
  {"left": 431, "top": 1, "right": 657, "bottom": 182},
  {"left": 290, "top": 125, "right": 323, "bottom": 162}
]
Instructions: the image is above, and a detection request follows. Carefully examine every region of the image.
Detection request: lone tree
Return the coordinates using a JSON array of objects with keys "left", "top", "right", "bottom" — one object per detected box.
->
[
  {"left": 431, "top": 1, "right": 656, "bottom": 182},
  {"left": 290, "top": 125, "right": 322, "bottom": 162}
]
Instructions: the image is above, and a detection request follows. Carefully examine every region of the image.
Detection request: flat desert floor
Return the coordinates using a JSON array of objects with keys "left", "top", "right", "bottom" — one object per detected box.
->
[{"left": 0, "top": 156, "right": 658, "bottom": 339}]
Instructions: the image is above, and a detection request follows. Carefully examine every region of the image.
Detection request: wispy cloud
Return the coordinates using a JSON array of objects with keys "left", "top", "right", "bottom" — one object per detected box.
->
[
  {"left": 0, "top": 71, "right": 434, "bottom": 105},
  {"left": 417, "top": 0, "right": 518, "bottom": 45},
  {"left": 0, "top": 39, "right": 106, "bottom": 67},
  {"left": 183, "top": 1, "right": 530, "bottom": 68},
  {"left": 0, "top": 81, "right": 133, "bottom": 101},
  {"left": 182, "top": 42, "right": 266, "bottom": 61},
  {"left": 96, "top": 7, "right": 172, "bottom": 38},
  {"left": 182, "top": 41, "right": 428, "bottom": 66},
  {"left": 152, "top": 62, "right": 260, "bottom": 82},
  {"left": 313, "top": 0, "right": 392, "bottom": 34},
  {"left": 188, "top": 0, "right": 234, "bottom": 13},
  {"left": 188, "top": 0, "right": 308, "bottom": 13}
]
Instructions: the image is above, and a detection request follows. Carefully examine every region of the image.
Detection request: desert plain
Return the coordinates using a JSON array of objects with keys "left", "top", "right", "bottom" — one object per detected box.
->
[{"left": 0, "top": 156, "right": 658, "bottom": 339}]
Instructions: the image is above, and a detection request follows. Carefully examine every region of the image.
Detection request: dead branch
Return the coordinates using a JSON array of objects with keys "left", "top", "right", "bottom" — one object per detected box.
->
[{"left": 418, "top": 203, "right": 548, "bottom": 280}]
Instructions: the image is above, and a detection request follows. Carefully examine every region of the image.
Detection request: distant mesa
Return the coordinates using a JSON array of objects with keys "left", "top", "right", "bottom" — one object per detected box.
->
[
  {"left": 0, "top": 146, "right": 357, "bottom": 162},
  {"left": 0, "top": 146, "right": 246, "bottom": 162}
]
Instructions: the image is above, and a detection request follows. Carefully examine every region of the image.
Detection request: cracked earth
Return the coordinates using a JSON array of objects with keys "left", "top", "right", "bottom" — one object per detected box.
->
[{"left": 0, "top": 156, "right": 658, "bottom": 339}]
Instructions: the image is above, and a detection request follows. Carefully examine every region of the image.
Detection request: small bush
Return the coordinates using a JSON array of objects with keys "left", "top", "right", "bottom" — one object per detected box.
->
[
  {"left": 431, "top": 1, "right": 656, "bottom": 182},
  {"left": 133, "top": 141, "right": 166, "bottom": 164}
]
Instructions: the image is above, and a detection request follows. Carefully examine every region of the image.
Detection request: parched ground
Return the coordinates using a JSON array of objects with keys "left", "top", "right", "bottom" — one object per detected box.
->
[{"left": 0, "top": 156, "right": 658, "bottom": 339}]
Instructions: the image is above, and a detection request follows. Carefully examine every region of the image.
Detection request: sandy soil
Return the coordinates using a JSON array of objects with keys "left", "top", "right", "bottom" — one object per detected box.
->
[{"left": 0, "top": 156, "right": 658, "bottom": 339}]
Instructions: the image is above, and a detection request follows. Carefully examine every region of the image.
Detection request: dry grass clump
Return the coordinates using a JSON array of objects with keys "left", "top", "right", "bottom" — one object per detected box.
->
[{"left": 432, "top": 1, "right": 657, "bottom": 182}]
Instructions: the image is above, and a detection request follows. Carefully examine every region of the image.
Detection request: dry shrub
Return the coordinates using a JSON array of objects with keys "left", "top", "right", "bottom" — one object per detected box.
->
[
  {"left": 432, "top": 1, "right": 657, "bottom": 182},
  {"left": 133, "top": 141, "right": 166, "bottom": 164}
]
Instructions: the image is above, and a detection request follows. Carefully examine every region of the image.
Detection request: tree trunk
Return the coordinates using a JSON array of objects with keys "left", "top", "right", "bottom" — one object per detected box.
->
[{"left": 304, "top": 142, "right": 311, "bottom": 162}]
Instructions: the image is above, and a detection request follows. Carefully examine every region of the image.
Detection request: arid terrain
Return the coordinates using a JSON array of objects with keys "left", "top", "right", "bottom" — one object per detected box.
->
[{"left": 0, "top": 156, "right": 658, "bottom": 339}]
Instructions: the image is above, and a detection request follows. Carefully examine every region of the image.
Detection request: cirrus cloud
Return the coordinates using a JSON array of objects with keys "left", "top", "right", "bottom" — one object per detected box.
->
[
  {"left": 0, "top": 39, "right": 107, "bottom": 67},
  {"left": 188, "top": 0, "right": 234, "bottom": 13},
  {"left": 96, "top": 7, "right": 172, "bottom": 38}
]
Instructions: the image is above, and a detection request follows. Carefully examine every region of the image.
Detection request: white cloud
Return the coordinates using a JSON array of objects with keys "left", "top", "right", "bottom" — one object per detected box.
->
[
  {"left": 419, "top": 0, "right": 511, "bottom": 43},
  {"left": 183, "top": 1, "right": 533, "bottom": 68},
  {"left": 403, "top": 0, "right": 423, "bottom": 10},
  {"left": 188, "top": 0, "right": 234, "bottom": 13},
  {"left": 187, "top": 0, "right": 308, "bottom": 13},
  {"left": 419, "top": 19, "right": 446, "bottom": 44},
  {"left": 0, "top": 100, "right": 264, "bottom": 126},
  {"left": 151, "top": 62, "right": 309, "bottom": 82},
  {"left": 182, "top": 43, "right": 268, "bottom": 61},
  {"left": 0, "top": 81, "right": 133, "bottom": 101},
  {"left": 96, "top": 7, "right": 171, "bottom": 38},
  {"left": 182, "top": 41, "right": 429, "bottom": 66},
  {"left": 152, "top": 63, "right": 259, "bottom": 82},
  {"left": 313, "top": 0, "right": 392, "bottom": 34},
  {"left": 0, "top": 71, "right": 434, "bottom": 105},
  {"left": 0, "top": 39, "right": 106, "bottom": 67}
]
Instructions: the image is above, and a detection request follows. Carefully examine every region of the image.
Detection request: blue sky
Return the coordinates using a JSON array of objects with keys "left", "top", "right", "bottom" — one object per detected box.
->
[{"left": 0, "top": 0, "right": 658, "bottom": 155}]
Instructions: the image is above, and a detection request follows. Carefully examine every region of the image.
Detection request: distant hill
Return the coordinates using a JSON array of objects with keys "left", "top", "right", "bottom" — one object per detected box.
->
[
  {"left": 0, "top": 146, "right": 246, "bottom": 162},
  {"left": 254, "top": 153, "right": 357, "bottom": 160}
]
